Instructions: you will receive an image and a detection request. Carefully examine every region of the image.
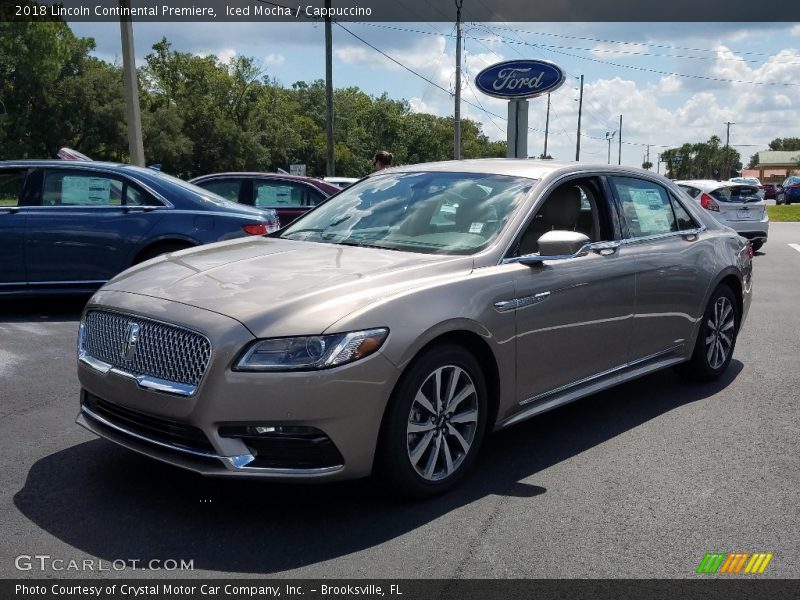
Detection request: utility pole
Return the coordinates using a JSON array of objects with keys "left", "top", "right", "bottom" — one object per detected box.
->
[
  {"left": 325, "top": 0, "right": 334, "bottom": 176},
  {"left": 454, "top": 0, "right": 463, "bottom": 160},
  {"left": 575, "top": 75, "right": 584, "bottom": 161},
  {"left": 724, "top": 121, "right": 735, "bottom": 179},
  {"left": 119, "top": 0, "right": 144, "bottom": 166},
  {"left": 657, "top": 153, "right": 661, "bottom": 174},
  {"left": 543, "top": 93, "right": 550, "bottom": 158},
  {"left": 606, "top": 131, "right": 617, "bottom": 165},
  {"left": 618, "top": 114, "right": 623, "bottom": 165}
]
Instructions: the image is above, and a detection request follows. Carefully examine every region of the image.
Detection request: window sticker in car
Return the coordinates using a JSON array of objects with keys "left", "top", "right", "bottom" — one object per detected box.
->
[{"left": 61, "top": 177, "right": 112, "bottom": 205}]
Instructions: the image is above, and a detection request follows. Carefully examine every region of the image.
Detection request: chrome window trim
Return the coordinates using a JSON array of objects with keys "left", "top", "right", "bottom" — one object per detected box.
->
[
  {"left": 21, "top": 205, "right": 165, "bottom": 211},
  {"left": 37, "top": 167, "right": 170, "bottom": 208},
  {"left": 500, "top": 239, "right": 623, "bottom": 266},
  {"left": 619, "top": 226, "right": 706, "bottom": 246}
]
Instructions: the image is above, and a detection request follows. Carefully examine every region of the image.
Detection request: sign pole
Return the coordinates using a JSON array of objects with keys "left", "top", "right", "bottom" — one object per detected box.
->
[{"left": 507, "top": 100, "right": 529, "bottom": 158}]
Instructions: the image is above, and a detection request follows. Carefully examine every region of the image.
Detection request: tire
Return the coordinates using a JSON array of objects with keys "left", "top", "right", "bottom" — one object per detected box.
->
[
  {"left": 676, "top": 285, "right": 739, "bottom": 381},
  {"left": 751, "top": 240, "right": 763, "bottom": 252},
  {"left": 135, "top": 242, "right": 193, "bottom": 264},
  {"left": 375, "top": 344, "right": 488, "bottom": 498},
  {"left": 776, "top": 195, "right": 784, "bottom": 205}
]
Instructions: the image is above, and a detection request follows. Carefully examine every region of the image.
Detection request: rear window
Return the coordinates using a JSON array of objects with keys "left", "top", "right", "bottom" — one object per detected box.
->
[{"left": 710, "top": 186, "right": 761, "bottom": 203}]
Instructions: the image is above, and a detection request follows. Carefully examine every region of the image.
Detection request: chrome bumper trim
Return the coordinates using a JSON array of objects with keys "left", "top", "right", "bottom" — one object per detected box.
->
[{"left": 78, "top": 404, "right": 345, "bottom": 476}]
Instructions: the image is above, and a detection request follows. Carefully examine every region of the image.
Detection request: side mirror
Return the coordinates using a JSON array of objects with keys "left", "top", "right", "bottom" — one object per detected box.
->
[{"left": 536, "top": 230, "right": 591, "bottom": 257}]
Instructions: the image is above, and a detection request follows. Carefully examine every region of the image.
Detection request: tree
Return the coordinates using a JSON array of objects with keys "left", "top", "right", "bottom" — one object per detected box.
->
[{"left": 662, "top": 137, "right": 740, "bottom": 180}]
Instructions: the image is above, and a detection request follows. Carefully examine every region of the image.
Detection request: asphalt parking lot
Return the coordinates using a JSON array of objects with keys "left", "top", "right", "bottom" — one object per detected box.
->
[{"left": 1, "top": 224, "right": 798, "bottom": 580}]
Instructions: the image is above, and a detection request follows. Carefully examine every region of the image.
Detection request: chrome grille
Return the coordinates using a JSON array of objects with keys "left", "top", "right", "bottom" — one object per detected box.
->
[{"left": 81, "top": 310, "right": 211, "bottom": 387}]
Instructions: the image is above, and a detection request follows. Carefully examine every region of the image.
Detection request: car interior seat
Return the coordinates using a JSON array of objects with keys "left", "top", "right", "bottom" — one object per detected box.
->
[{"left": 518, "top": 186, "right": 582, "bottom": 255}]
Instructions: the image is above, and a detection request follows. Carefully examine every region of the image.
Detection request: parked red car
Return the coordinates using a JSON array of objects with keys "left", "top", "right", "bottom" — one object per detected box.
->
[
  {"left": 760, "top": 183, "right": 778, "bottom": 200},
  {"left": 190, "top": 172, "right": 340, "bottom": 226}
]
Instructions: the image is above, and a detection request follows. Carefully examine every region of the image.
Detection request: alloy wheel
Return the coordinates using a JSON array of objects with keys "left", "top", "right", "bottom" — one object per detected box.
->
[
  {"left": 406, "top": 365, "right": 479, "bottom": 482},
  {"left": 705, "top": 296, "right": 735, "bottom": 369}
]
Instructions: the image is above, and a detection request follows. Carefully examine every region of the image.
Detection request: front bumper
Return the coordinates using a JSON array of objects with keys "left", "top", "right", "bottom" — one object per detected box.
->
[{"left": 77, "top": 290, "right": 401, "bottom": 481}]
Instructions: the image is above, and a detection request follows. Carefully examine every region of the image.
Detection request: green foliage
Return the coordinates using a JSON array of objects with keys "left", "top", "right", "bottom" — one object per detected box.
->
[
  {"left": 0, "top": 22, "right": 506, "bottom": 175},
  {"left": 661, "top": 136, "right": 740, "bottom": 180}
]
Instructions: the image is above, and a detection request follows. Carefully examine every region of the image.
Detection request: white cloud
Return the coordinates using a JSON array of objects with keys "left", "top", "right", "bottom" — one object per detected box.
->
[{"left": 264, "top": 53, "right": 286, "bottom": 66}]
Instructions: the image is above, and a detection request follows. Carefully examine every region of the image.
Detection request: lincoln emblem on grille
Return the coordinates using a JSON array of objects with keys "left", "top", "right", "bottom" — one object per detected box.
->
[{"left": 123, "top": 322, "right": 141, "bottom": 361}]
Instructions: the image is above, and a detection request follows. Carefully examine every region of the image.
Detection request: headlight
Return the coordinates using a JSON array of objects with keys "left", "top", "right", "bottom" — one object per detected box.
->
[{"left": 234, "top": 328, "right": 389, "bottom": 372}]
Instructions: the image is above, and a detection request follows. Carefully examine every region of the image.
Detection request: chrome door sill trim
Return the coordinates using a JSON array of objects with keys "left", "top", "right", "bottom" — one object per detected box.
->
[{"left": 518, "top": 345, "right": 683, "bottom": 408}]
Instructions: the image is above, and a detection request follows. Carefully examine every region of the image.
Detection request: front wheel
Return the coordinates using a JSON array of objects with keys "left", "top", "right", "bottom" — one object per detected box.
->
[
  {"left": 676, "top": 285, "right": 739, "bottom": 381},
  {"left": 375, "top": 344, "right": 488, "bottom": 498}
]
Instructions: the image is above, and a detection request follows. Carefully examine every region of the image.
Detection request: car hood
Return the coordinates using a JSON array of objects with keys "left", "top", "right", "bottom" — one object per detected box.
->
[{"left": 104, "top": 237, "right": 473, "bottom": 337}]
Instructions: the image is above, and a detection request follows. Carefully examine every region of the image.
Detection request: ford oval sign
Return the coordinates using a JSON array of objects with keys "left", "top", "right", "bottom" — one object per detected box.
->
[{"left": 475, "top": 60, "right": 566, "bottom": 99}]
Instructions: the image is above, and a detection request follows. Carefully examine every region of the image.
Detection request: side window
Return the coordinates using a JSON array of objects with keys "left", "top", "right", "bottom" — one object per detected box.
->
[
  {"left": 307, "top": 186, "right": 326, "bottom": 207},
  {"left": 515, "top": 178, "right": 611, "bottom": 256},
  {"left": 254, "top": 181, "right": 311, "bottom": 208},
  {"left": 611, "top": 176, "right": 676, "bottom": 238},
  {"left": 125, "top": 184, "right": 161, "bottom": 207},
  {"left": 200, "top": 179, "right": 242, "bottom": 202},
  {"left": 42, "top": 171, "right": 124, "bottom": 206},
  {"left": 0, "top": 169, "right": 25, "bottom": 207},
  {"left": 669, "top": 194, "right": 697, "bottom": 230}
]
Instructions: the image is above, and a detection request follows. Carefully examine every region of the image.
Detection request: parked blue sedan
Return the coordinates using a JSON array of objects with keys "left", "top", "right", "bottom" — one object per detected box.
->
[{"left": 0, "top": 160, "right": 280, "bottom": 296}]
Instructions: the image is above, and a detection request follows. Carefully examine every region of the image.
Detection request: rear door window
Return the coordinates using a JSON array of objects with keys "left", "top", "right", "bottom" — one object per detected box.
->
[
  {"left": 253, "top": 180, "right": 317, "bottom": 208},
  {"left": 198, "top": 179, "right": 243, "bottom": 203},
  {"left": 0, "top": 169, "right": 25, "bottom": 207}
]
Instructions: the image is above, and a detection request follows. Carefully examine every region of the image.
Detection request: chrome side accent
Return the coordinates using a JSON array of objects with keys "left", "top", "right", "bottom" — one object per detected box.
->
[
  {"left": 494, "top": 291, "right": 551, "bottom": 313},
  {"left": 519, "top": 345, "right": 683, "bottom": 407}
]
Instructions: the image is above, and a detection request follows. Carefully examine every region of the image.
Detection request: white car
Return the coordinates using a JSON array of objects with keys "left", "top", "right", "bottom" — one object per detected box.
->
[
  {"left": 676, "top": 180, "right": 769, "bottom": 251},
  {"left": 323, "top": 176, "right": 359, "bottom": 189}
]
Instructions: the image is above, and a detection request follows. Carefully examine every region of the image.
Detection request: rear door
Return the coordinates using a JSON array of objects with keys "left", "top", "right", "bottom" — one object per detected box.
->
[
  {"left": 712, "top": 185, "right": 765, "bottom": 227},
  {"left": 0, "top": 168, "right": 28, "bottom": 287},
  {"left": 25, "top": 168, "right": 160, "bottom": 286},
  {"left": 609, "top": 175, "right": 716, "bottom": 360}
]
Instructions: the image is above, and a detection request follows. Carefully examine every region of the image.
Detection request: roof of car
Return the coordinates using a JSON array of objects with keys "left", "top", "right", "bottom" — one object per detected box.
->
[
  {"left": 190, "top": 171, "right": 339, "bottom": 189},
  {"left": 383, "top": 158, "right": 666, "bottom": 181},
  {"left": 675, "top": 179, "right": 756, "bottom": 190}
]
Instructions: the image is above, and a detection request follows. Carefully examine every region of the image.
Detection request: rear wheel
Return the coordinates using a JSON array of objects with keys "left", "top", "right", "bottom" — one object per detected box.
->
[
  {"left": 677, "top": 285, "right": 739, "bottom": 381},
  {"left": 375, "top": 344, "right": 488, "bottom": 498},
  {"left": 751, "top": 240, "right": 763, "bottom": 252}
]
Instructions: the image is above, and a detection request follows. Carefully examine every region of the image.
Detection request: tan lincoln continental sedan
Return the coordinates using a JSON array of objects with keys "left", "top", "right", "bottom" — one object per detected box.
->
[{"left": 76, "top": 160, "right": 753, "bottom": 497}]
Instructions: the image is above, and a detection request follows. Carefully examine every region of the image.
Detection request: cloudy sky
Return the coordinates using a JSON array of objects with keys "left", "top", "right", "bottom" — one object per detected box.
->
[{"left": 69, "top": 19, "right": 800, "bottom": 169}]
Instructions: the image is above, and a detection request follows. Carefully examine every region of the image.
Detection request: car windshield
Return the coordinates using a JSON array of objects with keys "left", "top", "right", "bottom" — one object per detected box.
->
[{"left": 279, "top": 171, "right": 535, "bottom": 255}]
